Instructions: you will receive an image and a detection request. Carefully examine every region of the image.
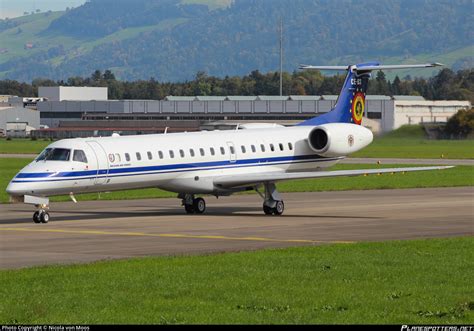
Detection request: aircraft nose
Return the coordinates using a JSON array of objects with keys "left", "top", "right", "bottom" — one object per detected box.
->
[{"left": 6, "top": 181, "right": 24, "bottom": 196}]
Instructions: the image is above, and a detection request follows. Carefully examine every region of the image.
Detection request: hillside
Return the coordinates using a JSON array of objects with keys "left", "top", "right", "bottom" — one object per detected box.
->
[{"left": 0, "top": 0, "right": 472, "bottom": 82}]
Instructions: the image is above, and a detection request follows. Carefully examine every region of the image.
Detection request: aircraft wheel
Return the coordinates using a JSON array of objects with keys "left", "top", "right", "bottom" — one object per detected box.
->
[
  {"left": 263, "top": 204, "right": 273, "bottom": 215},
  {"left": 40, "top": 211, "right": 50, "bottom": 223},
  {"left": 273, "top": 200, "right": 284, "bottom": 215},
  {"left": 193, "top": 198, "right": 206, "bottom": 214},
  {"left": 33, "top": 211, "right": 41, "bottom": 224},
  {"left": 184, "top": 204, "right": 195, "bottom": 214}
]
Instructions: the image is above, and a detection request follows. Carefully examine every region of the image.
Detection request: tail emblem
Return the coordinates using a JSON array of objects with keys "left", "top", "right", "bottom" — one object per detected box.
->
[{"left": 351, "top": 92, "right": 365, "bottom": 125}]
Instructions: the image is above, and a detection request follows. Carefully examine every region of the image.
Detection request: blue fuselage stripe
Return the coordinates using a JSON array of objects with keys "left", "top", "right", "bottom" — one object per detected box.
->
[{"left": 13, "top": 154, "right": 338, "bottom": 183}]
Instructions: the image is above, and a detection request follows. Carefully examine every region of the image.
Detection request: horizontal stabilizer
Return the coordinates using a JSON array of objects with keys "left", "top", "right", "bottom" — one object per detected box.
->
[
  {"left": 299, "top": 63, "right": 443, "bottom": 72},
  {"left": 214, "top": 166, "right": 453, "bottom": 188}
]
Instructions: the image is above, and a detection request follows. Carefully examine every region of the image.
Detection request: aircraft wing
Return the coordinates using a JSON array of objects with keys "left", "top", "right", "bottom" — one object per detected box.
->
[{"left": 213, "top": 166, "right": 453, "bottom": 188}]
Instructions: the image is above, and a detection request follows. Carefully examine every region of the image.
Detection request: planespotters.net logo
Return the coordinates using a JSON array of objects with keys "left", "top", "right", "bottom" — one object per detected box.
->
[{"left": 402, "top": 326, "right": 474, "bottom": 331}]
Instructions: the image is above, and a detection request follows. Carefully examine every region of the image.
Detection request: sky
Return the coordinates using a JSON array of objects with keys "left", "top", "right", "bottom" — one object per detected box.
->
[{"left": 0, "top": 0, "right": 86, "bottom": 19}]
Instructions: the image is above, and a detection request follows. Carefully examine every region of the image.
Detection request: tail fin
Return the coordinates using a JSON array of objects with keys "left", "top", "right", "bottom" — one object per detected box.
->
[{"left": 297, "top": 62, "right": 443, "bottom": 126}]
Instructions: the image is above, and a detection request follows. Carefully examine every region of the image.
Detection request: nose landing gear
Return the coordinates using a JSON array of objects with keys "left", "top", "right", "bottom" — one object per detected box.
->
[
  {"left": 23, "top": 196, "right": 51, "bottom": 224},
  {"left": 33, "top": 208, "right": 50, "bottom": 223}
]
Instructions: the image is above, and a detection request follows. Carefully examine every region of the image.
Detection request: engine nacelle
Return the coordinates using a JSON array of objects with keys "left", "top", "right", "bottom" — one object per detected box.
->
[{"left": 307, "top": 123, "right": 373, "bottom": 157}]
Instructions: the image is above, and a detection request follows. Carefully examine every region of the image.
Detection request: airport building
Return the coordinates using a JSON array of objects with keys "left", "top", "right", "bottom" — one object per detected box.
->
[
  {"left": 34, "top": 90, "right": 471, "bottom": 138},
  {"left": 38, "top": 86, "right": 108, "bottom": 102},
  {"left": 0, "top": 106, "right": 40, "bottom": 137}
]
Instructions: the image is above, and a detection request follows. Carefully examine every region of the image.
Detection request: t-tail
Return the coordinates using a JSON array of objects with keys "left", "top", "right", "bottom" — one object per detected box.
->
[{"left": 297, "top": 62, "right": 443, "bottom": 126}]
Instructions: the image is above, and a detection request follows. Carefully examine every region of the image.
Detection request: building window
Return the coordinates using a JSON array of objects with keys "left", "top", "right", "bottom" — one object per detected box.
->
[
  {"left": 73, "top": 150, "right": 88, "bottom": 163},
  {"left": 288, "top": 142, "right": 293, "bottom": 150},
  {"left": 169, "top": 150, "right": 174, "bottom": 158},
  {"left": 241, "top": 145, "right": 246, "bottom": 153},
  {"left": 251, "top": 145, "right": 256, "bottom": 153},
  {"left": 136, "top": 152, "right": 141, "bottom": 161},
  {"left": 200, "top": 148, "right": 205, "bottom": 156},
  {"left": 220, "top": 147, "right": 225, "bottom": 155},
  {"left": 210, "top": 147, "right": 215, "bottom": 156},
  {"left": 147, "top": 151, "right": 152, "bottom": 160},
  {"left": 125, "top": 153, "right": 130, "bottom": 161}
]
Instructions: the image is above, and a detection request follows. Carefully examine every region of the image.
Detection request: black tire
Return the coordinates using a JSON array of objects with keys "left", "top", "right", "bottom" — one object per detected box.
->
[
  {"left": 263, "top": 204, "right": 273, "bottom": 215},
  {"left": 274, "top": 201, "right": 284, "bottom": 215},
  {"left": 40, "top": 211, "right": 50, "bottom": 223},
  {"left": 33, "top": 211, "right": 41, "bottom": 223},
  {"left": 193, "top": 198, "right": 206, "bottom": 214},
  {"left": 184, "top": 204, "right": 195, "bottom": 214}
]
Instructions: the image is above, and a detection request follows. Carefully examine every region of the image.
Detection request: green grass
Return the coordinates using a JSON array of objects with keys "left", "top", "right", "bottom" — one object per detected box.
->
[
  {"left": 0, "top": 139, "right": 50, "bottom": 154},
  {"left": 352, "top": 125, "right": 474, "bottom": 159},
  {"left": 180, "top": 0, "right": 232, "bottom": 10},
  {"left": 0, "top": 237, "right": 472, "bottom": 324},
  {"left": 1, "top": 157, "right": 472, "bottom": 203}
]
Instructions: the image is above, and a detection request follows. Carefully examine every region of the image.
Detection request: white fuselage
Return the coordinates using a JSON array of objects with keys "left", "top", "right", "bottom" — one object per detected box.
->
[{"left": 6, "top": 124, "right": 372, "bottom": 198}]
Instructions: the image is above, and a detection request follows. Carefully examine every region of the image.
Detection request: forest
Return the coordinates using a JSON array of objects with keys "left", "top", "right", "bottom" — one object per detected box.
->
[
  {"left": 1, "top": 0, "right": 471, "bottom": 81},
  {"left": 0, "top": 68, "right": 473, "bottom": 104}
]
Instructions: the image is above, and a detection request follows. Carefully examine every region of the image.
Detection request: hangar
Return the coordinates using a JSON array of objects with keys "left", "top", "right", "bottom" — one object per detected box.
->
[{"left": 0, "top": 106, "right": 40, "bottom": 137}]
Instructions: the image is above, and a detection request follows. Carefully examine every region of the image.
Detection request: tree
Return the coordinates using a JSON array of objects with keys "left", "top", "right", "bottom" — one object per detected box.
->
[{"left": 445, "top": 108, "right": 474, "bottom": 139}]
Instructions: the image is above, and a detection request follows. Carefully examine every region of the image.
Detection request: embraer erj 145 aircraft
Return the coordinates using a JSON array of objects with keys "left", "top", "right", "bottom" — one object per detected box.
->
[{"left": 7, "top": 62, "right": 451, "bottom": 223}]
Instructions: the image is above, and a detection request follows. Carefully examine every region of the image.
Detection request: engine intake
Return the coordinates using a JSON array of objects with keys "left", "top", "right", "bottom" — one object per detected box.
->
[{"left": 308, "top": 128, "right": 329, "bottom": 153}]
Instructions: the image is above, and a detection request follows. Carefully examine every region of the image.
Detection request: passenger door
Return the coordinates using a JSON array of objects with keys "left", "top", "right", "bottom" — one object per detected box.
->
[
  {"left": 86, "top": 141, "right": 109, "bottom": 184},
  {"left": 226, "top": 141, "right": 237, "bottom": 163}
]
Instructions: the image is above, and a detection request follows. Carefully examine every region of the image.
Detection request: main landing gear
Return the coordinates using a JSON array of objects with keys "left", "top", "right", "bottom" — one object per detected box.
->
[
  {"left": 180, "top": 194, "right": 206, "bottom": 214},
  {"left": 258, "top": 182, "right": 285, "bottom": 216}
]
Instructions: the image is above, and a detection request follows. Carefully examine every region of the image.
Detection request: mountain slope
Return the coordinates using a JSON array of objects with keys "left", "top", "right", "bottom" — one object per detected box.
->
[{"left": 0, "top": 0, "right": 472, "bottom": 82}]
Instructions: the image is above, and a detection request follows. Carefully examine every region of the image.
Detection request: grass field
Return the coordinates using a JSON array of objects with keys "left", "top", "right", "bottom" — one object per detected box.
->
[
  {"left": 0, "top": 237, "right": 472, "bottom": 324},
  {"left": 352, "top": 125, "right": 474, "bottom": 159},
  {"left": 1, "top": 157, "right": 472, "bottom": 203}
]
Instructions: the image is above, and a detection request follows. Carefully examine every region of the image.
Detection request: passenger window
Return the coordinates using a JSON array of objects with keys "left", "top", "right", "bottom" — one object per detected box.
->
[
  {"left": 73, "top": 150, "right": 88, "bottom": 163},
  {"left": 125, "top": 153, "right": 130, "bottom": 162},
  {"left": 220, "top": 147, "right": 225, "bottom": 155},
  {"left": 288, "top": 142, "right": 293, "bottom": 150},
  {"left": 270, "top": 144, "right": 275, "bottom": 152},
  {"left": 179, "top": 149, "right": 185, "bottom": 158},
  {"left": 158, "top": 151, "right": 163, "bottom": 159},
  {"left": 200, "top": 148, "right": 205, "bottom": 156},
  {"left": 229, "top": 145, "right": 235, "bottom": 154},
  {"left": 251, "top": 145, "right": 256, "bottom": 153},
  {"left": 189, "top": 149, "right": 195, "bottom": 157},
  {"left": 279, "top": 143, "right": 284, "bottom": 151},
  {"left": 260, "top": 144, "right": 265, "bottom": 152},
  {"left": 241, "top": 145, "right": 246, "bottom": 153},
  {"left": 169, "top": 150, "right": 174, "bottom": 158},
  {"left": 147, "top": 151, "right": 152, "bottom": 160},
  {"left": 210, "top": 147, "right": 215, "bottom": 156},
  {"left": 115, "top": 153, "right": 121, "bottom": 162},
  {"left": 136, "top": 152, "right": 141, "bottom": 161}
]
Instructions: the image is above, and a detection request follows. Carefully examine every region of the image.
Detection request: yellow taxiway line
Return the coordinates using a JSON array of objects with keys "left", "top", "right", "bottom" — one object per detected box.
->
[{"left": 0, "top": 227, "right": 354, "bottom": 244}]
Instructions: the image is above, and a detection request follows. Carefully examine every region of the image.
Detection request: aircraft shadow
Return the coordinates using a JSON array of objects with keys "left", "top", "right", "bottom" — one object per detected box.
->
[{"left": 1, "top": 206, "right": 381, "bottom": 225}]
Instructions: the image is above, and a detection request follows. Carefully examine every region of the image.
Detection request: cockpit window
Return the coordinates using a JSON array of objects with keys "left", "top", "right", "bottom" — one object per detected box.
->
[
  {"left": 36, "top": 148, "right": 52, "bottom": 161},
  {"left": 37, "top": 148, "right": 71, "bottom": 161},
  {"left": 73, "top": 149, "right": 88, "bottom": 163}
]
